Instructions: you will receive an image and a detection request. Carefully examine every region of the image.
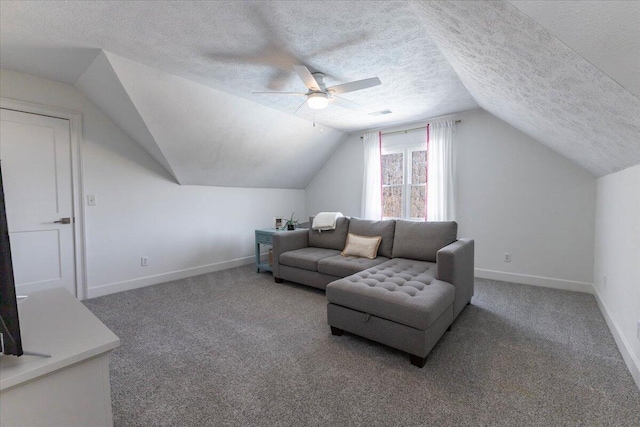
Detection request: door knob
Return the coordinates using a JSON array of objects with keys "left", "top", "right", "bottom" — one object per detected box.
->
[{"left": 54, "top": 217, "right": 71, "bottom": 224}]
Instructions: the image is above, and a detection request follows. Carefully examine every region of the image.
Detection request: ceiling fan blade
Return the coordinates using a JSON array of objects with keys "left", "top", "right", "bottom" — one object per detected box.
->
[
  {"left": 293, "top": 65, "right": 320, "bottom": 91},
  {"left": 330, "top": 96, "right": 364, "bottom": 112},
  {"left": 328, "top": 77, "right": 381, "bottom": 95},
  {"left": 252, "top": 91, "right": 306, "bottom": 96}
]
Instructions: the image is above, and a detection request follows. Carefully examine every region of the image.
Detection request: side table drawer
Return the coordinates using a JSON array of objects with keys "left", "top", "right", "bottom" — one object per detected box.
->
[{"left": 255, "top": 232, "right": 273, "bottom": 245}]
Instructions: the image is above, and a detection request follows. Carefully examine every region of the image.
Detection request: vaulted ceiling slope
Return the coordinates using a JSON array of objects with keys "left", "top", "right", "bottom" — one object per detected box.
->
[
  {"left": 76, "top": 51, "right": 346, "bottom": 188},
  {"left": 510, "top": 1, "right": 640, "bottom": 99},
  {"left": 75, "top": 51, "right": 180, "bottom": 183},
  {"left": 0, "top": 0, "right": 478, "bottom": 187},
  {"left": 1, "top": 1, "right": 639, "bottom": 181},
  {"left": 412, "top": 1, "right": 640, "bottom": 177}
]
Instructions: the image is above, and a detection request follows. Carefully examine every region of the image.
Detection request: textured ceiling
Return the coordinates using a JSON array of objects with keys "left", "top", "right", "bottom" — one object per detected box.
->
[
  {"left": 0, "top": 1, "right": 478, "bottom": 132},
  {"left": 510, "top": 1, "right": 640, "bottom": 99},
  {"left": 1, "top": 1, "right": 639, "bottom": 181},
  {"left": 413, "top": 1, "right": 640, "bottom": 177}
]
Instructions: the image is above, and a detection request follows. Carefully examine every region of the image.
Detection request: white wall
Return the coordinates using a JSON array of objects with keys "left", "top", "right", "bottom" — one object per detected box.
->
[
  {"left": 305, "top": 133, "right": 364, "bottom": 218},
  {"left": 593, "top": 164, "right": 640, "bottom": 389},
  {"left": 1, "top": 69, "right": 305, "bottom": 298},
  {"left": 306, "top": 109, "right": 597, "bottom": 290}
]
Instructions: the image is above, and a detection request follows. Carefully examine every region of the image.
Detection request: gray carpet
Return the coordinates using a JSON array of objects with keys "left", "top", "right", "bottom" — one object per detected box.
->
[{"left": 84, "top": 265, "right": 640, "bottom": 426}]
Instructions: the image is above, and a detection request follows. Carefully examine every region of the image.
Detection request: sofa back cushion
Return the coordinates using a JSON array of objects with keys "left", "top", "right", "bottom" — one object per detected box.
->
[
  {"left": 308, "top": 216, "right": 349, "bottom": 250},
  {"left": 347, "top": 218, "right": 396, "bottom": 258},
  {"left": 392, "top": 220, "right": 457, "bottom": 262}
]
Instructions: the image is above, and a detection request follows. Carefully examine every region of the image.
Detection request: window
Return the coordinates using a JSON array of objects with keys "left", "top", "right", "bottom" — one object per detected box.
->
[{"left": 382, "top": 147, "right": 427, "bottom": 220}]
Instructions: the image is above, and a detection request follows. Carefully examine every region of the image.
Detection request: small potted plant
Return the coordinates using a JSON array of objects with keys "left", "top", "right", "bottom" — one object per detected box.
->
[{"left": 282, "top": 212, "right": 299, "bottom": 230}]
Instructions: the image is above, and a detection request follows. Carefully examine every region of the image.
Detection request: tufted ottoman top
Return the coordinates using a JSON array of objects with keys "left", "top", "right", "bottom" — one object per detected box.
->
[{"left": 326, "top": 258, "right": 455, "bottom": 330}]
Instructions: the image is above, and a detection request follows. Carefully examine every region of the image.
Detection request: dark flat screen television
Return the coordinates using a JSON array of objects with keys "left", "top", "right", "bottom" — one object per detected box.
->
[{"left": 0, "top": 160, "right": 23, "bottom": 356}]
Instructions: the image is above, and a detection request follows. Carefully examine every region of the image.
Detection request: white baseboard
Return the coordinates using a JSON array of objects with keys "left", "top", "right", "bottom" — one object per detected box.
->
[
  {"left": 593, "top": 290, "right": 640, "bottom": 392},
  {"left": 86, "top": 255, "right": 256, "bottom": 299},
  {"left": 474, "top": 268, "right": 594, "bottom": 294}
]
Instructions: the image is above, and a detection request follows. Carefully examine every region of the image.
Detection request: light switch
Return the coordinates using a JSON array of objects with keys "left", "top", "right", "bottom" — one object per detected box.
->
[{"left": 87, "top": 194, "right": 97, "bottom": 206}]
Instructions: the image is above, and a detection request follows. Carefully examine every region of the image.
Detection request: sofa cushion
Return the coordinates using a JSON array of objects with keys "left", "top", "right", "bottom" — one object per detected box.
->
[
  {"left": 318, "top": 255, "right": 389, "bottom": 277},
  {"left": 347, "top": 218, "right": 396, "bottom": 258},
  {"left": 326, "top": 258, "right": 453, "bottom": 330},
  {"left": 341, "top": 233, "right": 382, "bottom": 259},
  {"left": 308, "top": 216, "right": 349, "bottom": 250},
  {"left": 279, "top": 247, "right": 341, "bottom": 272},
  {"left": 392, "top": 220, "right": 457, "bottom": 262}
]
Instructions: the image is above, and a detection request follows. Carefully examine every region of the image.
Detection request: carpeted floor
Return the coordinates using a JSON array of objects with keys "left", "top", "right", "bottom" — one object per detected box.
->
[{"left": 84, "top": 265, "right": 640, "bottom": 426}]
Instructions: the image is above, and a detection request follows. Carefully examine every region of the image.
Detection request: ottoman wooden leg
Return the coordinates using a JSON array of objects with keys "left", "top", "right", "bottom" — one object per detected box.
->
[
  {"left": 330, "top": 326, "right": 344, "bottom": 336},
  {"left": 274, "top": 277, "right": 284, "bottom": 283},
  {"left": 410, "top": 354, "right": 428, "bottom": 368}
]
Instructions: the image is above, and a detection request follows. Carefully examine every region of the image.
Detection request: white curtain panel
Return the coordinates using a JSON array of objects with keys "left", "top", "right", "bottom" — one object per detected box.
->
[
  {"left": 427, "top": 120, "right": 455, "bottom": 221},
  {"left": 361, "top": 132, "right": 382, "bottom": 220}
]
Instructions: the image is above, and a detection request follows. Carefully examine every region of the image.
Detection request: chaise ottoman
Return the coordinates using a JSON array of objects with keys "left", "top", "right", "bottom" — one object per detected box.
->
[{"left": 326, "top": 259, "right": 455, "bottom": 367}]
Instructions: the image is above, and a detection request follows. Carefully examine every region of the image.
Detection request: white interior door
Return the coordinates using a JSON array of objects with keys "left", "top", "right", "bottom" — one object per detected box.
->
[{"left": 0, "top": 109, "right": 76, "bottom": 296}]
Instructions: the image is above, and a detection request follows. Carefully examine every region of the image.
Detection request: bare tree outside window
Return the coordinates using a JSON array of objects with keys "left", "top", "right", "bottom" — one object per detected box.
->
[
  {"left": 382, "top": 153, "right": 403, "bottom": 185},
  {"left": 381, "top": 149, "right": 427, "bottom": 219},
  {"left": 383, "top": 186, "right": 403, "bottom": 218},
  {"left": 411, "top": 150, "right": 427, "bottom": 218},
  {"left": 382, "top": 153, "right": 403, "bottom": 218}
]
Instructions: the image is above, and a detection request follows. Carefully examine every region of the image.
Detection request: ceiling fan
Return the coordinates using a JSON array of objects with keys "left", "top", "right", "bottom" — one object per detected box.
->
[{"left": 253, "top": 65, "right": 381, "bottom": 112}]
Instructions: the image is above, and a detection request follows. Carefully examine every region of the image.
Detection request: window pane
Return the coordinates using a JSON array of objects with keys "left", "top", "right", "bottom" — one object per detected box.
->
[
  {"left": 412, "top": 150, "right": 427, "bottom": 184},
  {"left": 410, "top": 185, "right": 426, "bottom": 219},
  {"left": 383, "top": 186, "right": 403, "bottom": 218},
  {"left": 382, "top": 153, "right": 403, "bottom": 185}
]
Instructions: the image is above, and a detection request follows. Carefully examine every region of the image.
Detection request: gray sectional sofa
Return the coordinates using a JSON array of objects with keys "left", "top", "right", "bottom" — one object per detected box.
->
[{"left": 272, "top": 217, "right": 474, "bottom": 367}]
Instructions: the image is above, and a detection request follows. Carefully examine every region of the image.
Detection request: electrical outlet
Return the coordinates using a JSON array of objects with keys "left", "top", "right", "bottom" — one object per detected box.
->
[
  {"left": 504, "top": 253, "right": 511, "bottom": 263},
  {"left": 603, "top": 275, "right": 607, "bottom": 287},
  {"left": 637, "top": 320, "right": 640, "bottom": 340},
  {"left": 87, "top": 194, "right": 97, "bottom": 206},
  {"left": 141, "top": 257, "right": 148, "bottom": 267}
]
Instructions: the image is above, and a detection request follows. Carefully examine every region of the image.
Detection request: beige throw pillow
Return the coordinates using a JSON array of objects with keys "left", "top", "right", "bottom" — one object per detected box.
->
[{"left": 341, "top": 233, "right": 382, "bottom": 259}]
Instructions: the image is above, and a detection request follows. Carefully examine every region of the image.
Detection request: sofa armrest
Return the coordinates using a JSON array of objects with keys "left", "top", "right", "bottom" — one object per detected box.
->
[
  {"left": 436, "top": 238, "right": 474, "bottom": 318},
  {"left": 272, "top": 229, "right": 309, "bottom": 278}
]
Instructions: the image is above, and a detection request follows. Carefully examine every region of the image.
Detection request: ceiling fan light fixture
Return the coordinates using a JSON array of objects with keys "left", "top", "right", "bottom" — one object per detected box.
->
[{"left": 307, "top": 92, "right": 329, "bottom": 110}]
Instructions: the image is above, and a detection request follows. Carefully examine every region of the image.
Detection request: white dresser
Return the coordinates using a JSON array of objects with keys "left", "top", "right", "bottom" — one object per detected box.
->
[{"left": 0, "top": 288, "right": 120, "bottom": 427}]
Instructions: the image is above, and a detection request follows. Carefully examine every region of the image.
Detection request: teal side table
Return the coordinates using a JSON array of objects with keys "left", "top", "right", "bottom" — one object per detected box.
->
[{"left": 255, "top": 228, "right": 278, "bottom": 273}]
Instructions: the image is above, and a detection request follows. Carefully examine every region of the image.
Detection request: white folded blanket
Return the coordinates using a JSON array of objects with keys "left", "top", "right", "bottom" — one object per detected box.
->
[{"left": 312, "top": 212, "right": 344, "bottom": 231}]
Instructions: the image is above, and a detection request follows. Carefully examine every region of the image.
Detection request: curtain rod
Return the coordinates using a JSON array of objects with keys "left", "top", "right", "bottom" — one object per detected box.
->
[{"left": 360, "top": 120, "right": 461, "bottom": 139}]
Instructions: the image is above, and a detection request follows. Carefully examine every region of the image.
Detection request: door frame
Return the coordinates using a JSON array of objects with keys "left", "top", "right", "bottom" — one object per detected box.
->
[{"left": 1, "top": 98, "right": 87, "bottom": 300}]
